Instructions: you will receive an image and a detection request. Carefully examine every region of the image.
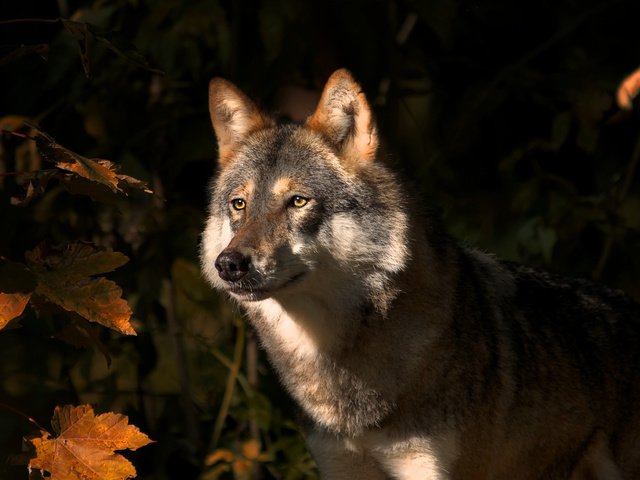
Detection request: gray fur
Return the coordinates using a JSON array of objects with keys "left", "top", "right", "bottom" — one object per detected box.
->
[{"left": 201, "top": 70, "right": 640, "bottom": 479}]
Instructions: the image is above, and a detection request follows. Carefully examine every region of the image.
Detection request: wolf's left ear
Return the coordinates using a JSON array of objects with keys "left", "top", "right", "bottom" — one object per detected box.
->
[
  {"left": 306, "top": 69, "right": 379, "bottom": 164},
  {"left": 209, "top": 78, "right": 273, "bottom": 165}
]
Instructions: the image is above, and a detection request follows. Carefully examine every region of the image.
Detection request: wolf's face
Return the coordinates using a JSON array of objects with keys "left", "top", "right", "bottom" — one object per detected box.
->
[{"left": 201, "top": 71, "right": 408, "bottom": 304}]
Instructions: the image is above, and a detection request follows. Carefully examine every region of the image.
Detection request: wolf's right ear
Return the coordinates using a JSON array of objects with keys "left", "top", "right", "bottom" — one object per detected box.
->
[{"left": 208, "top": 78, "right": 273, "bottom": 166}]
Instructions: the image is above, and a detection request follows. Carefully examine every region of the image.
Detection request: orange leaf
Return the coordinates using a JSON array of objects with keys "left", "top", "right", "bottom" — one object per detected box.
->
[
  {"left": 618, "top": 67, "right": 640, "bottom": 110},
  {"left": 28, "top": 404, "right": 153, "bottom": 480},
  {"left": 26, "top": 242, "right": 129, "bottom": 281},
  {"left": 0, "top": 292, "right": 31, "bottom": 329},
  {"left": 33, "top": 129, "right": 121, "bottom": 192},
  {"left": 241, "top": 439, "right": 261, "bottom": 460},
  {"left": 232, "top": 459, "right": 252, "bottom": 476},
  {"left": 26, "top": 242, "right": 135, "bottom": 335},
  {"left": 37, "top": 277, "right": 135, "bottom": 335},
  {"left": 29, "top": 126, "right": 152, "bottom": 195},
  {"left": 204, "top": 449, "right": 235, "bottom": 466}
]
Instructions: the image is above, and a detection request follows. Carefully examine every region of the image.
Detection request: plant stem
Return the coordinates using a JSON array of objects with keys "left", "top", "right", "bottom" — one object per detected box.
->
[{"left": 209, "top": 317, "right": 245, "bottom": 452}]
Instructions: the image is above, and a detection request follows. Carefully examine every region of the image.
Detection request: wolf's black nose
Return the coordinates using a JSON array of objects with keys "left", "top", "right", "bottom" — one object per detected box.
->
[{"left": 215, "top": 249, "right": 250, "bottom": 282}]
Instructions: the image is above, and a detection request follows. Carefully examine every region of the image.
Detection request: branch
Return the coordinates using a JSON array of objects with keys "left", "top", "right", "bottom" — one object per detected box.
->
[
  {"left": 592, "top": 126, "right": 640, "bottom": 280},
  {"left": 208, "top": 317, "right": 245, "bottom": 452}
]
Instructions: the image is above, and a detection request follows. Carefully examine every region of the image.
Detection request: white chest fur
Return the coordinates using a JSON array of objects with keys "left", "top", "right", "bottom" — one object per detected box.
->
[{"left": 249, "top": 297, "right": 321, "bottom": 359}]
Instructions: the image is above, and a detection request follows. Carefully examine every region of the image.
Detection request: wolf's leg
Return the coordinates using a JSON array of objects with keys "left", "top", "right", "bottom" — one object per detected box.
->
[{"left": 306, "top": 432, "right": 390, "bottom": 479}]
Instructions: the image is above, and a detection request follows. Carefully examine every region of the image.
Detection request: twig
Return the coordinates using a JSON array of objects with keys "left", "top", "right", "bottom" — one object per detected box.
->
[
  {"left": 592, "top": 127, "right": 640, "bottom": 280},
  {"left": 470, "top": 0, "right": 623, "bottom": 116},
  {"left": 246, "top": 330, "right": 260, "bottom": 443},
  {"left": 0, "top": 18, "right": 63, "bottom": 26},
  {"left": 208, "top": 317, "right": 245, "bottom": 452},
  {"left": 0, "top": 402, "right": 48, "bottom": 433},
  {"left": 163, "top": 277, "right": 200, "bottom": 450}
]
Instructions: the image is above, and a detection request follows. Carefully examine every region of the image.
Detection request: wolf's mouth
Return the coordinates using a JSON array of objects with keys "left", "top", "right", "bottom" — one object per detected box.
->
[{"left": 226, "top": 272, "right": 306, "bottom": 300}]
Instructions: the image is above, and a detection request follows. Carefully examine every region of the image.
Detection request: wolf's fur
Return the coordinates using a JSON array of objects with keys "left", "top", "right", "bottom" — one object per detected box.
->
[{"left": 201, "top": 69, "right": 640, "bottom": 479}]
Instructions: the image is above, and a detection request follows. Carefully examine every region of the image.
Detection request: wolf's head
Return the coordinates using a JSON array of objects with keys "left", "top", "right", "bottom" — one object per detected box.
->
[{"left": 201, "top": 69, "right": 409, "bottom": 306}]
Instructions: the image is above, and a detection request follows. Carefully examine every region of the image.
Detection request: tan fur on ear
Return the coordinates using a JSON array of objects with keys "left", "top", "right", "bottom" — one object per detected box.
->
[
  {"left": 307, "top": 69, "right": 379, "bottom": 163},
  {"left": 208, "top": 78, "right": 273, "bottom": 165}
]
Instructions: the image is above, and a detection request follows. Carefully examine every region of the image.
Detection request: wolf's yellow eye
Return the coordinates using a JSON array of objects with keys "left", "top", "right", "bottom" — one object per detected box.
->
[
  {"left": 231, "top": 198, "right": 246, "bottom": 210},
  {"left": 291, "top": 196, "right": 308, "bottom": 208}
]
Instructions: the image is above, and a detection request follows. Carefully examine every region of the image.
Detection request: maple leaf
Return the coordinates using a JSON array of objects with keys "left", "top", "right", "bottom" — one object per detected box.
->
[
  {"left": 0, "top": 261, "right": 37, "bottom": 329},
  {"left": 37, "top": 278, "right": 135, "bottom": 335},
  {"left": 28, "top": 404, "right": 153, "bottom": 480},
  {"left": 33, "top": 129, "right": 122, "bottom": 192},
  {"left": 27, "top": 125, "right": 152, "bottom": 195},
  {"left": 26, "top": 242, "right": 136, "bottom": 335},
  {"left": 0, "top": 292, "right": 31, "bottom": 329}
]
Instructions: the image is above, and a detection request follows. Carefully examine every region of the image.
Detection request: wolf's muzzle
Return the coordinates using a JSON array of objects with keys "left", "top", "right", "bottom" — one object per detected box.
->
[{"left": 215, "top": 249, "right": 250, "bottom": 282}]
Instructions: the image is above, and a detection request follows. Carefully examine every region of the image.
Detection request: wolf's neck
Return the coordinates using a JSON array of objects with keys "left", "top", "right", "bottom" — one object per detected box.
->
[
  {"left": 242, "top": 234, "right": 460, "bottom": 435},
  {"left": 246, "top": 280, "right": 371, "bottom": 358}
]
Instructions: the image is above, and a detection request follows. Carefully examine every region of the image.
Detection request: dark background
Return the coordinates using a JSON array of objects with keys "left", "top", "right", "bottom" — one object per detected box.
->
[{"left": 1, "top": 0, "right": 640, "bottom": 478}]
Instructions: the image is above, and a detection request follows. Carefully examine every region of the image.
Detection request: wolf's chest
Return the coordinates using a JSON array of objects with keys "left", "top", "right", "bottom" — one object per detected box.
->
[{"left": 248, "top": 298, "right": 394, "bottom": 435}]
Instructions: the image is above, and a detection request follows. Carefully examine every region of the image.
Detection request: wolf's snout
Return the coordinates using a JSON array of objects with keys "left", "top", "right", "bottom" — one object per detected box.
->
[{"left": 215, "top": 249, "right": 250, "bottom": 282}]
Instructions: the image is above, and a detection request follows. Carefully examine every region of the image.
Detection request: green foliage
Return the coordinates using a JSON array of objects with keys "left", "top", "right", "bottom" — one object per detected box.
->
[{"left": 1, "top": 0, "right": 639, "bottom": 478}]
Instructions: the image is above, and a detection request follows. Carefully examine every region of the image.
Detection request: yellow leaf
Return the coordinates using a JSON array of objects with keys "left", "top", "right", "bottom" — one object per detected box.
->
[
  {"left": 28, "top": 404, "right": 153, "bottom": 480},
  {"left": 241, "top": 439, "right": 261, "bottom": 460},
  {"left": 26, "top": 242, "right": 129, "bottom": 281},
  {"left": 205, "top": 449, "right": 235, "bottom": 466},
  {"left": 618, "top": 67, "right": 640, "bottom": 110},
  {"left": 37, "top": 277, "right": 135, "bottom": 335},
  {"left": 232, "top": 459, "right": 251, "bottom": 476},
  {"left": 0, "top": 292, "right": 31, "bottom": 329},
  {"left": 25, "top": 242, "right": 135, "bottom": 335},
  {"left": 32, "top": 128, "right": 121, "bottom": 192}
]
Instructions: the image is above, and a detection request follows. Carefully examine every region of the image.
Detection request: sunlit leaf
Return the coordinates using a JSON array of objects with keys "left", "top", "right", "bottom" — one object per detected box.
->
[
  {"left": 32, "top": 128, "right": 120, "bottom": 192},
  {"left": 0, "top": 292, "right": 31, "bottom": 329},
  {"left": 37, "top": 277, "right": 135, "bottom": 335},
  {"left": 26, "top": 242, "right": 128, "bottom": 281},
  {"left": 205, "top": 449, "right": 235, "bottom": 466},
  {"left": 25, "top": 242, "right": 135, "bottom": 335},
  {"left": 28, "top": 126, "right": 153, "bottom": 196},
  {"left": 618, "top": 67, "right": 640, "bottom": 110},
  {"left": 28, "top": 404, "right": 153, "bottom": 480}
]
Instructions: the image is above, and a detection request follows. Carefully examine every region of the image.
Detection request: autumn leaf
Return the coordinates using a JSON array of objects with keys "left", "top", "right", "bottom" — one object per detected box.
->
[
  {"left": 25, "top": 242, "right": 129, "bottom": 281},
  {"left": 27, "top": 125, "right": 152, "bottom": 195},
  {"left": 28, "top": 404, "right": 153, "bottom": 480},
  {"left": 205, "top": 449, "right": 235, "bottom": 465},
  {"left": 0, "top": 292, "right": 31, "bottom": 329},
  {"left": 0, "top": 261, "right": 37, "bottom": 329},
  {"left": 33, "top": 128, "right": 121, "bottom": 192},
  {"left": 3, "top": 124, "right": 152, "bottom": 204},
  {"left": 618, "top": 66, "right": 640, "bottom": 110},
  {"left": 38, "top": 278, "right": 135, "bottom": 335},
  {"left": 205, "top": 439, "right": 271, "bottom": 480},
  {"left": 26, "top": 242, "right": 136, "bottom": 335}
]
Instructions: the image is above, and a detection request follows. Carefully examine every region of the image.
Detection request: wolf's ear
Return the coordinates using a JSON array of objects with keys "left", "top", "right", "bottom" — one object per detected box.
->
[
  {"left": 306, "top": 69, "right": 378, "bottom": 163},
  {"left": 209, "top": 78, "right": 272, "bottom": 165}
]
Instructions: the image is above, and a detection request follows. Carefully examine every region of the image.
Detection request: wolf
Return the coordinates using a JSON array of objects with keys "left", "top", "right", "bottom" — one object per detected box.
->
[{"left": 200, "top": 68, "right": 640, "bottom": 479}]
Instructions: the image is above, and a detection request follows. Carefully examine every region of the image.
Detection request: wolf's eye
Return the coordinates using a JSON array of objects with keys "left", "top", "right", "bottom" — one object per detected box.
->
[
  {"left": 290, "top": 196, "right": 308, "bottom": 208},
  {"left": 231, "top": 198, "right": 246, "bottom": 210}
]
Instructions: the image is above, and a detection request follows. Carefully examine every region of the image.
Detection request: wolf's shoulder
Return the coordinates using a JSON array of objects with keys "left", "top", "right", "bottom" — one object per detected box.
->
[{"left": 498, "top": 259, "right": 640, "bottom": 328}]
